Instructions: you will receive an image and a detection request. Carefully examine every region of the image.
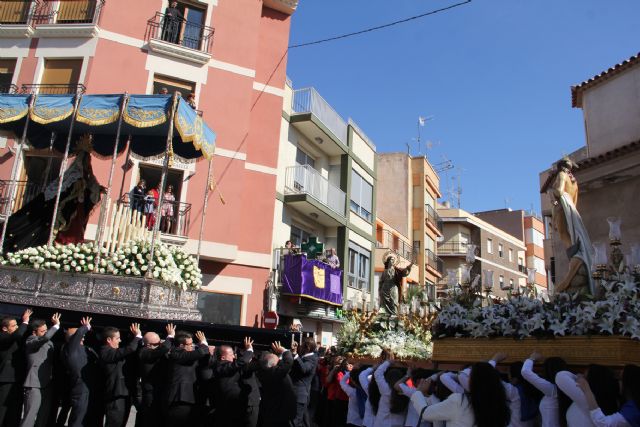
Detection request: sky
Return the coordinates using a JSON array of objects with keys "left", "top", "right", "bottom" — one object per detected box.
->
[{"left": 285, "top": 0, "right": 640, "bottom": 214}]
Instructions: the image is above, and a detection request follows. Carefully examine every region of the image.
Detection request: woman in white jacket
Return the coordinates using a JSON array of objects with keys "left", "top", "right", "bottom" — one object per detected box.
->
[
  {"left": 372, "top": 360, "right": 408, "bottom": 427},
  {"left": 521, "top": 352, "right": 568, "bottom": 427}
]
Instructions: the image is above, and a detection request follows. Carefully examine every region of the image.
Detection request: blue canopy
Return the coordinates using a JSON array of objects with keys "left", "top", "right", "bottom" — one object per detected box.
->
[{"left": 0, "top": 94, "right": 216, "bottom": 160}]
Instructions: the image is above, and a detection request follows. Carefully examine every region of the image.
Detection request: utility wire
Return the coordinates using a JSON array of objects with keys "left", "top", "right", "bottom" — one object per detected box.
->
[{"left": 288, "top": 0, "right": 472, "bottom": 49}]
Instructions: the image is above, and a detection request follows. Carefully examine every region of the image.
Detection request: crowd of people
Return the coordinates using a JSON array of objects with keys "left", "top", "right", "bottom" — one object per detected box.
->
[
  {"left": 129, "top": 179, "right": 176, "bottom": 233},
  {"left": 2, "top": 308, "right": 639, "bottom": 427}
]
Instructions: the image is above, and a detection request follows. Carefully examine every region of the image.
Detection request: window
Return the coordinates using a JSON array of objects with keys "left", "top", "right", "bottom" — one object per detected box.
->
[
  {"left": 0, "top": 59, "right": 16, "bottom": 92},
  {"left": 498, "top": 243, "right": 503, "bottom": 258},
  {"left": 153, "top": 74, "right": 196, "bottom": 99},
  {"left": 487, "top": 238, "right": 493, "bottom": 254},
  {"left": 290, "top": 225, "right": 312, "bottom": 249},
  {"left": 295, "top": 148, "right": 315, "bottom": 168},
  {"left": 162, "top": 2, "right": 207, "bottom": 50},
  {"left": 347, "top": 242, "right": 370, "bottom": 292},
  {"left": 518, "top": 257, "right": 524, "bottom": 272},
  {"left": 40, "top": 59, "right": 82, "bottom": 94},
  {"left": 499, "top": 275, "right": 504, "bottom": 289},
  {"left": 197, "top": 292, "right": 242, "bottom": 325},
  {"left": 0, "top": 1, "right": 31, "bottom": 24},
  {"left": 350, "top": 171, "right": 373, "bottom": 222},
  {"left": 57, "top": 0, "right": 98, "bottom": 23},
  {"left": 508, "top": 248, "right": 513, "bottom": 262},
  {"left": 136, "top": 164, "right": 185, "bottom": 235},
  {"left": 509, "top": 278, "right": 514, "bottom": 288}
]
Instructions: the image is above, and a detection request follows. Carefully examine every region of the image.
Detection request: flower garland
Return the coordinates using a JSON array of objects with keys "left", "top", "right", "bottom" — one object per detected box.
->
[
  {"left": 1, "top": 240, "right": 202, "bottom": 290},
  {"left": 433, "top": 277, "right": 640, "bottom": 340}
]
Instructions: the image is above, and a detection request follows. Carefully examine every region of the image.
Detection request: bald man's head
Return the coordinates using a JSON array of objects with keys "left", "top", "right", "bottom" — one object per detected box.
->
[
  {"left": 143, "top": 332, "right": 161, "bottom": 346},
  {"left": 219, "top": 345, "right": 235, "bottom": 362},
  {"left": 261, "top": 352, "right": 279, "bottom": 369}
]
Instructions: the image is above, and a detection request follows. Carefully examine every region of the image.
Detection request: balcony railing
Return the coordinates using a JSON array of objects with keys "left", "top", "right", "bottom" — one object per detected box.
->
[
  {"left": 21, "top": 83, "right": 86, "bottom": 95},
  {"left": 0, "top": 0, "right": 33, "bottom": 24},
  {"left": 0, "top": 180, "right": 42, "bottom": 216},
  {"left": 284, "top": 165, "right": 346, "bottom": 219},
  {"left": 146, "top": 12, "right": 214, "bottom": 54},
  {"left": 438, "top": 240, "right": 474, "bottom": 255},
  {"left": 0, "top": 84, "right": 19, "bottom": 94},
  {"left": 425, "top": 248, "right": 443, "bottom": 274},
  {"left": 376, "top": 229, "right": 415, "bottom": 262},
  {"left": 425, "top": 204, "right": 443, "bottom": 232},
  {"left": 32, "top": 0, "right": 105, "bottom": 25},
  {"left": 291, "top": 87, "right": 348, "bottom": 145},
  {"left": 119, "top": 194, "right": 191, "bottom": 238}
]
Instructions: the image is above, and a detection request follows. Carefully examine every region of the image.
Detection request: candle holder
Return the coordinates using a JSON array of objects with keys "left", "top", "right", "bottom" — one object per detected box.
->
[{"left": 482, "top": 269, "right": 494, "bottom": 305}]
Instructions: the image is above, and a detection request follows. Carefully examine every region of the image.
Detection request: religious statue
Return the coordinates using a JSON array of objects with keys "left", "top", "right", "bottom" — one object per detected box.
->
[
  {"left": 379, "top": 251, "right": 413, "bottom": 316},
  {"left": 540, "top": 157, "right": 594, "bottom": 294},
  {"left": 3, "top": 136, "right": 103, "bottom": 253}
]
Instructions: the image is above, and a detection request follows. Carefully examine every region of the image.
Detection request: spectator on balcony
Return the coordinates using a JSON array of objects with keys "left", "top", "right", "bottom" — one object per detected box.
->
[
  {"left": 325, "top": 248, "right": 340, "bottom": 269},
  {"left": 161, "top": 185, "right": 175, "bottom": 234},
  {"left": 144, "top": 190, "right": 156, "bottom": 230},
  {"left": 162, "top": 1, "right": 183, "bottom": 44},
  {"left": 158, "top": 87, "right": 169, "bottom": 95},
  {"left": 130, "top": 180, "right": 146, "bottom": 213},
  {"left": 186, "top": 93, "right": 197, "bottom": 110},
  {"left": 285, "top": 240, "right": 300, "bottom": 255}
]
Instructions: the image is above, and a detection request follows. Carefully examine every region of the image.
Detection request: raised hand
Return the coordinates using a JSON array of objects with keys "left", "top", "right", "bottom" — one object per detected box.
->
[
  {"left": 130, "top": 323, "right": 141, "bottom": 336},
  {"left": 51, "top": 312, "right": 61, "bottom": 326},
  {"left": 529, "top": 351, "right": 542, "bottom": 362},
  {"left": 208, "top": 345, "right": 216, "bottom": 356},
  {"left": 271, "top": 341, "right": 285, "bottom": 355},
  {"left": 80, "top": 316, "right": 92, "bottom": 327},
  {"left": 165, "top": 323, "right": 176, "bottom": 337},
  {"left": 195, "top": 331, "right": 206, "bottom": 343},
  {"left": 22, "top": 309, "right": 33, "bottom": 323},
  {"left": 491, "top": 352, "right": 507, "bottom": 363},
  {"left": 291, "top": 341, "right": 299, "bottom": 354},
  {"left": 244, "top": 337, "right": 254, "bottom": 350}
]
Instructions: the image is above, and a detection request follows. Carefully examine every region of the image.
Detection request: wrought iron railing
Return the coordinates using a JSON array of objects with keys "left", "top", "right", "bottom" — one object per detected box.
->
[
  {"left": 20, "top": 83, "right": 86, "bottom": 94},
  {"left": 0, "top": 0, "right": 33, "bottom": 24},
  {"left": 0, "top": 84, "right": 19, "bottom": 94},
  {"left": 425, "top": 248, "right": 443, "bottom": 274},
  {"left": 32, "top": 0, "right": 105, "bottom": 25},
  {"left": 118, "top": 193, "right": 191, "bottom": 238},
  {"left": 376, "top": 229, "right": 415, "bottom": 262},
  {"left": 291, "top": 87, "right": 348, "bottom": 145},
  {"left": 0, "top": 180, "right": 42, "bottom": 215},
  {"left": 438, "top": 240, "right": 475, "bottom": 255},
  {"left": 425, "top": 204, "right": 443, "bottom": 232},
  {"left": 146, "top": 11, "right": 215, "bottom": 54},
  {"left": 284, "top": 165, "right": 346, "bottom": 218}
]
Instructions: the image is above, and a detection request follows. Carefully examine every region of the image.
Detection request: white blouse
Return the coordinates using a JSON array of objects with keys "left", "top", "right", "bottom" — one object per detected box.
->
[
  {"left": 340, "top": 371, "right": 364, "bottom": 427},
  {"left": 589, "top": 408, "right": 632, "bottom": 427},
  {"left": 411, "top": 392, "right": 475, "bottom": 427},
  {"left": 398, "top": 382, "right": 439, "bottom": 427},
  {"left": 521, "top": 358, "right": 560, "bottom": 427},
  {"left": 373, "top": 361, "right": 406, "bottom": 427},
  {"left": 555, "top": 371, "right": 596, "bottom": 427},
  {"left": 359, "top": 367, "right": 375, "bottom": 427}
]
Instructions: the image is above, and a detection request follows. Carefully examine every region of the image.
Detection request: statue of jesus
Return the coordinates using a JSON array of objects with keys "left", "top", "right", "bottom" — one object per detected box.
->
[{"left": 378, "top": 253, "right": 413, "bottom": 316}]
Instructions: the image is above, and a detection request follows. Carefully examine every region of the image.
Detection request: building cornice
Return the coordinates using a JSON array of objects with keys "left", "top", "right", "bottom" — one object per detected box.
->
[{"left": 262, "top": 0, "right": 299, "bottom": 15}]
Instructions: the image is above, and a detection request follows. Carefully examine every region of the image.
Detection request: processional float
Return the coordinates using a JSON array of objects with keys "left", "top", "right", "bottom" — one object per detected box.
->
[{"left": 0, "top": 92, "right": 216, "bottom": 320}]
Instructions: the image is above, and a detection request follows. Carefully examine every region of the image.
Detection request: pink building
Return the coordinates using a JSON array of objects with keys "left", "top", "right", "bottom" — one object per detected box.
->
[{"left": 0, "top": 0, "right": 299, "bottom": 326}]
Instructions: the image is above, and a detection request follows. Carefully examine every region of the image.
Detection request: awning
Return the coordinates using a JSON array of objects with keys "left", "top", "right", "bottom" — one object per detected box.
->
[{"left": 0, "top": 93, "right": 216, "bottom": 160}]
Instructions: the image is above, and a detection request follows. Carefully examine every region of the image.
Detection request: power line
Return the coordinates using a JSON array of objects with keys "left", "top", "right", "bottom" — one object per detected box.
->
[{"left": 288, "top": 0, "right": 472, "bottom": 49}]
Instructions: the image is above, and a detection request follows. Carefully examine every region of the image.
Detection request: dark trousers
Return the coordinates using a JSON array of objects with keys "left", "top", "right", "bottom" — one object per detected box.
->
[
  {"left": 291, "top": 401, "right": 309, "bottom": 427},
  {"left": 243, "top": 405, "right": 259, "bottom": 427},
  {"left": 67, "top": 389, "right": 89, "bottom": 427},
  {"left": 104, "top": 397, "right": 128, "bottom": 427},
  {"left": 329, "top": 399, "right": 348, "bottom": 427},
  {"left": 0, "top": 382, "right": 22, "bottom": 427},
  {"left": 166, "top": 403, "right": 194, "bottom": 424}
]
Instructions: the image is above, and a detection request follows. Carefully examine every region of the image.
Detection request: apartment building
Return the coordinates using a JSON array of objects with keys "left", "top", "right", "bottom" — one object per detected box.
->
[
  {"left": 475, "top": 208, "right": 547, "bottom": 295},
  {"left": 0, "top": 0, "right": 299, "bottom": 326},
  {"left": 540, "top": 52, "right": 640, "bottom": 287},
  {"left": 271, "top": 83, "right": 377, "bottom": 345},
  {"left": 438, "top": 204, "right": 527, "bottom": 299},
  {"left": 376, "top": 153, "right": 443, "bottom": 300}
]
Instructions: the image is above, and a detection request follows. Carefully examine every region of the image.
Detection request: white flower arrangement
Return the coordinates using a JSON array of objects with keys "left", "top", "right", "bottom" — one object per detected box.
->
[
  {"left": 1, "top": 240, "right": 202, "bottom": 290},
  {"left": 433, "top": 276, "right": 640, "bottom": 340}
]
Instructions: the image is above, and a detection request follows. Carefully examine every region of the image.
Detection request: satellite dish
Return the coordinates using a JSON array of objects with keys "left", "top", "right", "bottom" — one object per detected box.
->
[{"left": 436, "top": 236, "right": 444, "bottom": 243}]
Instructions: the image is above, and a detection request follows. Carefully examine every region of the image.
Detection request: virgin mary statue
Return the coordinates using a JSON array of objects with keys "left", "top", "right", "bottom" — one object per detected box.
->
[{"left": 3, "top": 136, "right": 103, "bottom": 253}]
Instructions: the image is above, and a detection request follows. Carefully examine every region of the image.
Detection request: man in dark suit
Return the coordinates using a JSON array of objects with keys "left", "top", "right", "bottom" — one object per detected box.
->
[
  {"left": 99, "top": 323, "right": 142, "bottom": 427},
  {"left": 0, "top": 308, "right": 31, "bottom": 427},
  {"left": 137, "top": 323, "right": 175, "bottom": 427},
  {"left": 212, "top": 337, "right": 259, "bottom": 427},
  {"left": 254, "top": 341, "right": 296, "bottom": 427},
  {"left": 162, "top": 1, "right": 183, "bottom": 44},
  {"left": 21, "top": 312, "right": 61, "bottom": 427},
  {"left": 63, "top": 316, "right": 100, "bottom": 427},
  {"left": 165, "top": 330, "right": 210, "bottom": 423},
  {"left": 289, "top": 338, "right": 318, "bottom": 427}
]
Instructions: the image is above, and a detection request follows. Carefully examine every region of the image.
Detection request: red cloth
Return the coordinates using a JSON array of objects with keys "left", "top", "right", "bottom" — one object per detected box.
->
[
  {"left": 151, "top": 188, "right": 159, "bottom": 207},
  {"left": 55, "top": 203, "right": 87, "bottom": 245},
  {"left": 318, "top": 360, "right": 329, "bottom": 388},
  {"left": 327, "top": 371, "right": 349, "bottom": 401}
]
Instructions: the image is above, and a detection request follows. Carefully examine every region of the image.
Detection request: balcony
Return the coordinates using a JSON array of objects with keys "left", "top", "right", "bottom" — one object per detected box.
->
[
  {"left": 438, "top": 240, "right": 474, "bottom": 256},
  {"left": 0, "top": 0, "right": 35, "bottom": 37},
  {"left": 290, "top": 87, "right": 348, "bottom": 156},
  {"left": 376, "top": 229, "right": 415, "bottom": 263},
  {"left": 32, "top": 0, "right": 104, "bottom": 37},
  {"left": 21, "top": 83, "right": 86, "bottom": 95},
  {"left": 0, "top": 180, "right": 41, "bottom": 218},
  {"left": 283, "top": 164, "right": 346, "bottom": 226},
  {"left": 0, "top": 84, "right": 19, "bottom": 94},
  {"left": 118, "top": 194, "right": 191, "bottom": 242},
  {"left": 145, "top": 12, "right": 214, "bottom": 65},
  {"left": 425, "top": 204, "right": 443, "bottom": 234},
  {"left": 425, "top": 248, "right": 444, "bottom": 275}
]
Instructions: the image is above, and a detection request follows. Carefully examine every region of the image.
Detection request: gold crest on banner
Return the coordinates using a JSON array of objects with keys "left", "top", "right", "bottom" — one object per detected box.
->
[{"left": 313, "top": 266, "right": 325, "bottom": 289}]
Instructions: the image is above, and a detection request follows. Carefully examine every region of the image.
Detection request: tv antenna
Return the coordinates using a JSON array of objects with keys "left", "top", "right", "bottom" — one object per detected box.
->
[{"left": 416, "top": 115, "right": 434, "bottom": 156}]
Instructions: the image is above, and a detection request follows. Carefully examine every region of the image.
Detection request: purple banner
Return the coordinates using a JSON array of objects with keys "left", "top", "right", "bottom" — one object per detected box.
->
[{"left": 281, "top": 254, "right": 343, "bottom": 306}]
